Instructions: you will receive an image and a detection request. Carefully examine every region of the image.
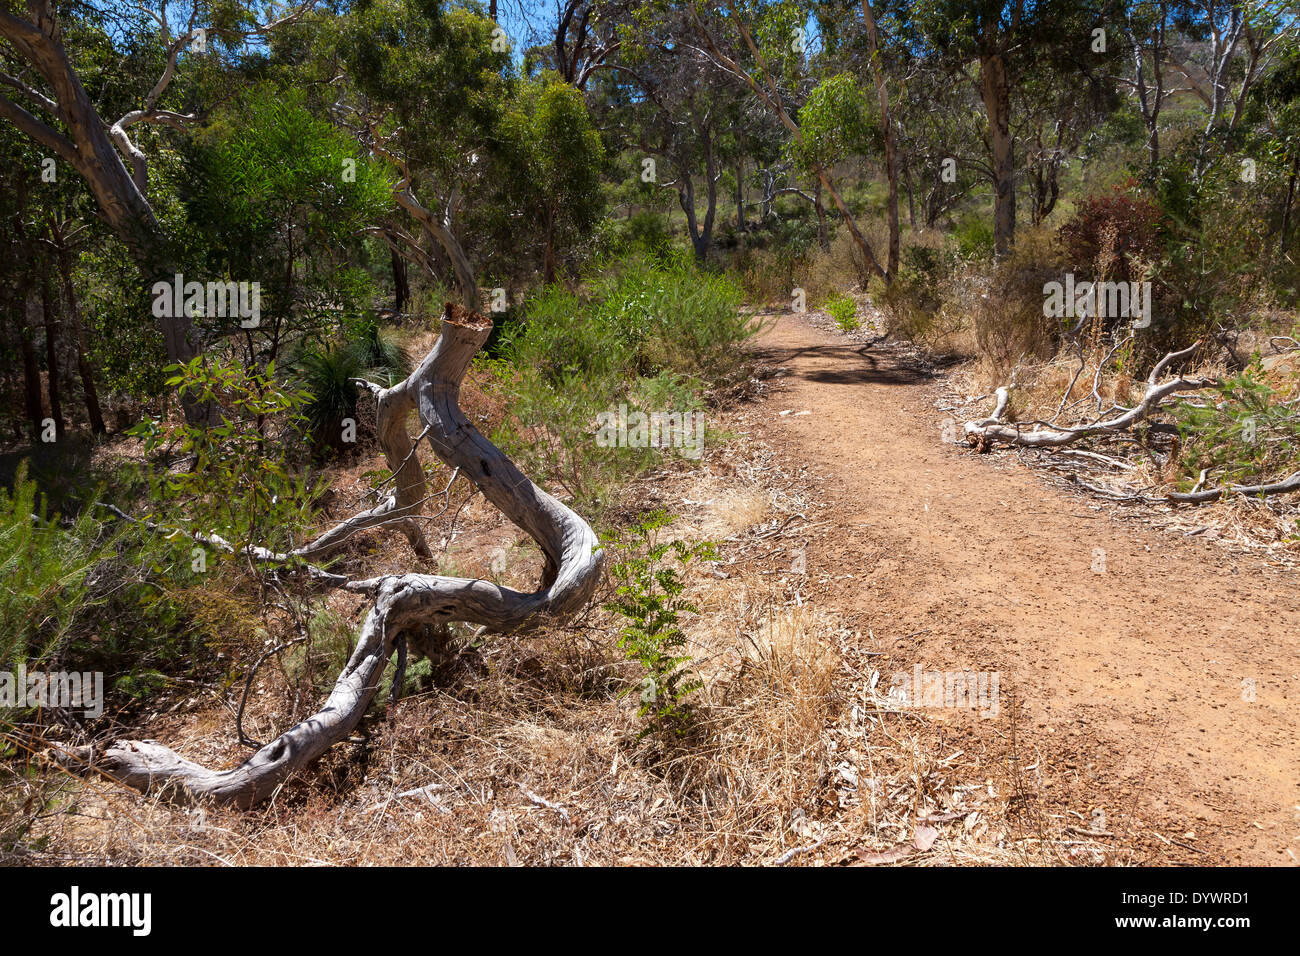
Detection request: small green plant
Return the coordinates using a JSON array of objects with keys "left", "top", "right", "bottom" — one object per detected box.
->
[
  {"left": 296, "top": 324, "right": 410, "bottom": 453},
  {"left": 604, "top": 511, "right": 717, "bottom": 739},
  {"left": 824, "top": 292, "right": 859, "bottom": 331},
  {"left": 1173, "top": 367, "right": 1300, "bottom": 490},
  {"left": 953, "top": 215, "right": 995, "bottom": 261}
]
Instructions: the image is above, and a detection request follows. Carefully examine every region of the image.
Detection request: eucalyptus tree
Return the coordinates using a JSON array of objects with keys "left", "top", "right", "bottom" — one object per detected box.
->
[
  {"left": 889, "top": 63, "right": 984, "bottom": 228},
  {"left": 332, "top": 0, "right": 514, "bottom": 309},
  {"left": 601, "top": 4, "right": 743, "bottom": 262},
  {"left": 183, "top": 87, "right": 393, "bottom": 368},
  {"left": 493, "top": 72, "right": 605, "bottom": 281},
  {"left": 686, "top": 0, "right": 900, "bottom": 281},
  {"left": 527, "top": 0, "right": 629, "bottom": 88},
  {"left": 900, "top": 0, "right": 1113, "bottom": 256},
  {"left": 0, "top": 0, "right": 318, "bottom": 421},
  {"left": 1014, "top": 32, "right": 1123, "bottom": 226}
]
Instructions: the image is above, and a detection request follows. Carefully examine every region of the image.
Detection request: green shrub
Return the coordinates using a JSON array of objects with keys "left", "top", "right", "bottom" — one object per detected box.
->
[
  {"left": 823, "top": 292, "right": 858, "bottom": 331},
  {"left": 297, "top": 344, "right": 364, "bottom": 453},
  {"left": 0, "top": 465, "right": 207, "bottom": 719},
  {"left": 488, "top": 256, "right": 754, "bottom": 511},
  {"left": 585, "top": 254, "right": 753, "bottom": 377},
  {"left": 953, "top": 216, "right": 995, "bottom": 261},
  {"left": 128, "top": 357, "right": 323, "bottom": 555},
  {"left": 350, "top": 323, "right": 410, "bottom": 383},
  {"left": 1173, "top": 367, "right": 1300, "bottom": 491},
  {"left": 0, "top": 464, "right": 107, "bottom": 674},
  {"left": 296, "top": 324, "right": 410, "bottom": 453}
]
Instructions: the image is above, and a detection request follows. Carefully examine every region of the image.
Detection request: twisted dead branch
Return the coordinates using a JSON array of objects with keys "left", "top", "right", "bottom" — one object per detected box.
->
[
  {"left": 963, "top": 343, "right": 1216, "bottom": 448},
  {"left": 964, "top": 342, "right": 1300, "bottom": 503},
  {"left": 292, "top": 379, "right": 433, "bottom": 559},
  {"left": 1166, "top": 470, "right": 1300, "bottom": 503},
  {"left": 62, "top": 305, "right": 603, "bottom": 807}
]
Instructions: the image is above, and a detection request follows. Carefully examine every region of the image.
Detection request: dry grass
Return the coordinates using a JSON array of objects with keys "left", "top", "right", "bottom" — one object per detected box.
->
[{"left": 5, "top": 400, "right": 1103, "bottom": 868}]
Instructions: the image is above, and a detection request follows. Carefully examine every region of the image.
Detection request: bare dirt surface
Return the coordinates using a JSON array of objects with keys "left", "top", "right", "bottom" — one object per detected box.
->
[{"left": 745, "top": 311, "right": 1300, "bottom": 865}]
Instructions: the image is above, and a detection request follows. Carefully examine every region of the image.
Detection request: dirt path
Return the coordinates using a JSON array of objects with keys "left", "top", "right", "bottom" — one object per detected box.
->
[{"left": 746, "top": 312, "right": 1300, "bottom": 865}]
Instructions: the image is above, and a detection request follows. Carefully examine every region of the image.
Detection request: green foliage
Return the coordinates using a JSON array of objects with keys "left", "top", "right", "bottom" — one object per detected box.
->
[
  {"left": 0, "top": 463, "right": 208, "bottom": 721},
  {"left": 823, "top": 292, "right": 859, "bottom": 331},
  {"left": 486, "top": 256, "right": 748, "bottom": 509},
  {"left": 185, "top": 86, "right": 392, "bottom": 354},
  {"left": 793, "top": 73, "right": 878, "bottom": 172},
  {"left": 128, "top": 357, "right": 322, "bottom": 554},
  {"left": 295, "top": 324, "right": 409, "bottom": 452},
  {"left": 583, "top": 255, "right": 752, "bottom": 377},
  {"left": 296, "top": 345, "right": 363, "bottom": 453},
  {"left": 350, "top": 323, "right": 409, "bottom": 383},
  {"left": 495, "top": 73, "right": 606, "bottom": 276},
  {"left": 953, "top": 216, "right": 995, "bottom": 261},
  {"left": 0, "top": 464, "right": 106, "bottom": 673},
  {"left": 599, "top": 210, "right": 675, "bottom": 261},
  {"left": 1173, "top": 368, "right": 1300, "bottom": 491},
  {"left": 604, "top": 511, "right": 717, "bottom": 738},
  {"left": 1150, "top": 152, "right": 1294, "bottom": 350}
]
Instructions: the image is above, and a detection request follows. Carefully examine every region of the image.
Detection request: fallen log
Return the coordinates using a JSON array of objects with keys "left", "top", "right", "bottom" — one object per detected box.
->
[
  {"left": 61, "top": 305, "right": 603, "bottom": 807},
  {"left": 1166, "top": 469, "right": 1300, "bottom": 503},
  {"left": 963, "top": 343, "right": 1216, "bottom": 448}
]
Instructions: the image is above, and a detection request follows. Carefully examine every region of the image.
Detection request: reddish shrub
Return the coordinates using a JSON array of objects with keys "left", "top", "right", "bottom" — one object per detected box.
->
[{"left": 1057, "top": 185, "right": 1163, "bottom": 282}]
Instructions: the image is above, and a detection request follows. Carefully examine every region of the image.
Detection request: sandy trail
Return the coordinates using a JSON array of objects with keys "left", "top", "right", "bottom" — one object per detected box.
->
[{"left": 748, "top": 312, "right": 1300, "bottom": 865}]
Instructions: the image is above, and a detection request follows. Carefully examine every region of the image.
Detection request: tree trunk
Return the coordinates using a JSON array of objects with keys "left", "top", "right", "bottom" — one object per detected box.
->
[
  {"left": 64, "top": 306, "right": 603, "bottom": 807},
  {"left": 53, "top": 238, "right": 105, "bottom": 434},
  {"left": 391, "top": 246, "right": 410, "bottom": 315},
  {"left": 1281, "top": 151, "right": 1299, "bottom": 255},
  {"left": 816, "top": 167, "right": 884, "bottom": 281},
  {"left": 39, "top": 271, "right": 64, "bottom": 441},
  {"left": 980, "top": 51, "right": 1016, "bottom": 258},
  {"left": 903, "top": 156, "right": 917, "bottom": 229},
  {"left": 20, "top": 294, "right": 44, "bottom": 442},
  {"left": 735, "top": 157, "right": 746, "bottom": 233},
  {"left": 861, "top": 0, "right": 899, "bottom": 278},
  {"left": 0, "top": 5, "right": 208, "bottom": 423},
  {"left": 393, "top": 186, "right": 478, "bottom": 311},
  {"left": 679, "top": 175, "right": 701, "bottom": 256},
  {"left": 695, "top": 124, "right": 718, "bottom": 262},
  {"left": 543, "top": 204, "right": 558, "bottom": 283},
  {"left": 814, "top": 178, "right": 830, "bottom": 250}
]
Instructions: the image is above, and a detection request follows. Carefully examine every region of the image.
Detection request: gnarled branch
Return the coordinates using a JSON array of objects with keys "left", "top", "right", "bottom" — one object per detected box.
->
[
  {"left": 61, "top": 306, "right": 602, "bottom": 807},
  {"left": 963, "top": 344, "right": 1215, "bottom": 448}
]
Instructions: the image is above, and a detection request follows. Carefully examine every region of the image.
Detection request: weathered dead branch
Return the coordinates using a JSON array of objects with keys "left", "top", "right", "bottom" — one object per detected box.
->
[
  {"left": 62, "top": 305, "right": 603, "bottom": 808},
  {"left": 292, "top": 379, "right": 432, "bottom": 559},
  {"left": 964, "top": 343, "right": 1215, "bottom": 448},
  {"left": 1167, "top": 470, "right": 1300, "bottom": 503}
]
